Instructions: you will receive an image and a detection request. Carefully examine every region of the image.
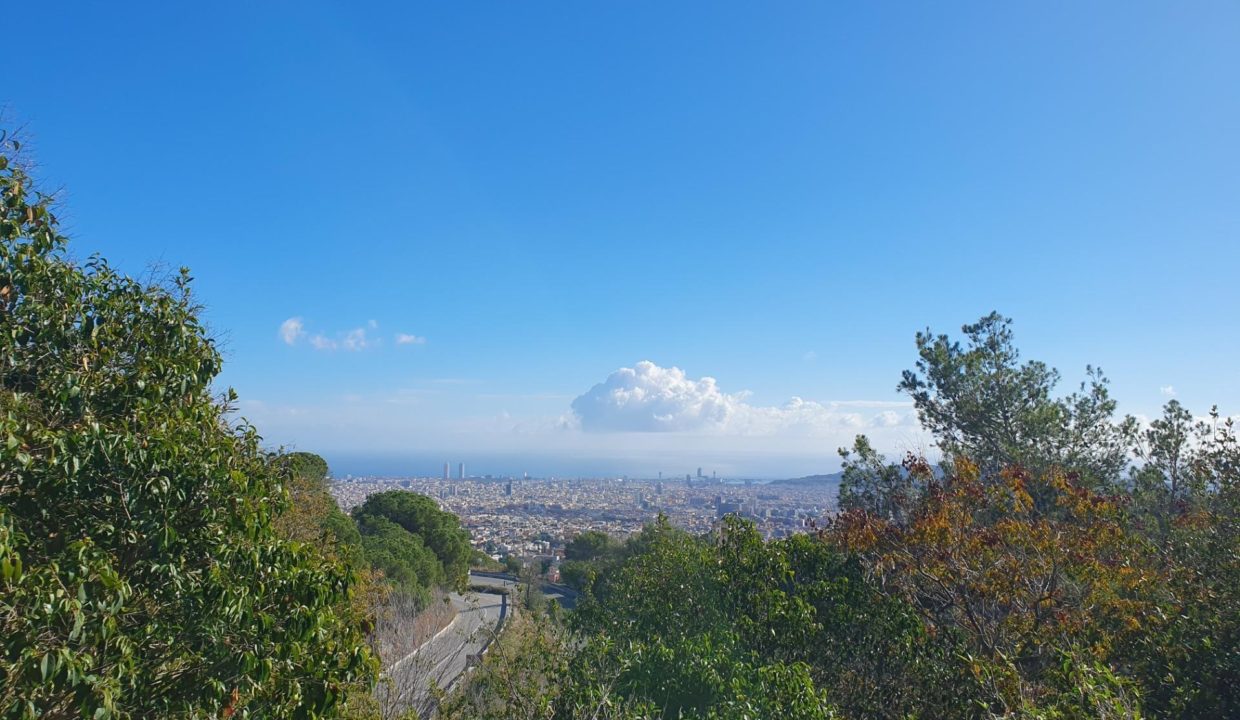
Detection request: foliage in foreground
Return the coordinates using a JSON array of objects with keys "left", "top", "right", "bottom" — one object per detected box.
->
[{"left": 0, "top": 143, "right": 376, "bottom": 718}]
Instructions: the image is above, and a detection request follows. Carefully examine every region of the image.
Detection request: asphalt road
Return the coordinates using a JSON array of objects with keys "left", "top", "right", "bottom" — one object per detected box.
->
[
  {"left": 470, "top": 572, "right": 579, "bottom": 610},
  {"left": 381, "top": 572, "right": 580, "bottom": 717},
  {"left": 383, "top": 584, "right": 508, "bottom": 719}
]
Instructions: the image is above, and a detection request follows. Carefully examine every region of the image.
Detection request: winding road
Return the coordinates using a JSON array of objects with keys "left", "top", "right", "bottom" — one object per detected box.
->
[
  {"left": 381, "top": 572, "right": 580, "bottom": 717},
  {"left": 381, "top": 575, "right": 511, "bottom": 718}
]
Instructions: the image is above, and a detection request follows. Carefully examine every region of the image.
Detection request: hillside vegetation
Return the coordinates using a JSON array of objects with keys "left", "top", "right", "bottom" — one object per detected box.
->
[{"left": 0, "top": 140, "right": 467, "bottom": 719}]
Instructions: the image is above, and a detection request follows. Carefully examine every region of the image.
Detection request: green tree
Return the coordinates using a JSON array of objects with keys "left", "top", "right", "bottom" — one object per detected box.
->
[
  {"left": 438, "top": 611, "right": 659, "bottom": 720},
  {"left": 275, "top": 451, "right": 365, "bottom": 569},
  {"left": 557, "top": 560, "right": 594, "bottom": 591},
  {"left": 283, "top": 451, "right": 329, "bottom": 482},
  {"left": 899, "top": 312, "right": 1133, "bottom": 489},
  {"left": 355, "top": 514, "right": 441, "bottom": 605},
  {"left": 771, "top": 532, "right": 971, "bottom": 718},
  {"left": 558, "top": 529, "right": 624, "bottom": 595},
  {"left": 564, "top": 530, "right": 618, "bottom": 562},
  {"left": 836, "top": 435, "right": 927, "bottom": 525},
  {"left": 1129, "top": 409, "right": 1240, "bottom": 717},
  {"left": 568, "top": 518, "right": 870, "bottom": 719},
  {"left": 352, "top": 489, "right": 471, "bottom": 590},
  {"left": 1130, "top": 400, "right": 1202, "bottom": 535},
  {"left": 0, "top": 140, "right": 374, "bottom": 718},
  {"left": 518, "top": 562, "right": 546, "bottom": 613}
]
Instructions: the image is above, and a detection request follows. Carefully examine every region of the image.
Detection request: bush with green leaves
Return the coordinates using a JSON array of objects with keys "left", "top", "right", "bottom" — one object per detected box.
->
[
  {"left": 282, "top": 451, "right": 329, "bottom": 483},
  {"left": 354, "top": 514, "right": 441, "bottom": 606},
  {"left": 0, "top": 141, "right": 374, "bottom": 718},
  {"left": 1126, "top": 408, "right": 1240, "bottom": 717},
  {"left": 352, "top": 490, "right": 471, "bottom": 592},
  {"left": 564, "top": 529, "right": 620, "bottom": 562},
  {"left": 275, "top": 451, "right": 366, "bottom": 571},
  {"left": 565, "top": 516, "right": 968, "bottom": 719}
]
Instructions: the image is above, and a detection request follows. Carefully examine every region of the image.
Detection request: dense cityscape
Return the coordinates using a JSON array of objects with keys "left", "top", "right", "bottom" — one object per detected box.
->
[{"left": 330, "top": 466, "right": 838, "bottom": 577}]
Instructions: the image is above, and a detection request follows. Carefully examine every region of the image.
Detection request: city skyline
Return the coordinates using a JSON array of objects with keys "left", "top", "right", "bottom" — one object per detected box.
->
[{"left": 328, "top": 454, "right": 801, "bottom": 482}]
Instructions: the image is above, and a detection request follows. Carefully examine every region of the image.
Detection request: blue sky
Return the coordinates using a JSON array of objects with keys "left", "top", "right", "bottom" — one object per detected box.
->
[{"left": 8, "top": 2, "right": 1239, "bottom": 477}]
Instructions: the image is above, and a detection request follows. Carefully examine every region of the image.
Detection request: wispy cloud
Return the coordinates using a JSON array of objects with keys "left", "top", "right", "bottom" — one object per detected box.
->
[
  {"left": 477, "top": 392, "right": 576, "bottom": 401},
  {"left": 341, "top": 327, "right": 371, "bottom": 351},
  {"left": 284, "top": 318, "right": 377, "bottom": 352},
  {"left": 279, "top": 317, "right": 305, "bottom": 346},
  {"left": 1160, "top": 385, "right": 1176, "bottom": 397},
  {"left": 310, "top": 334, "right": 336, "bottom": 350},
  {"left": 821, "top": 400, "right": 914, "bottom": 409},
  {"left": 395, "top": 333, "right": 427, "bottom": 345},
  {"left": 308, "top": 328, "right": 370, "bottom": 352}
]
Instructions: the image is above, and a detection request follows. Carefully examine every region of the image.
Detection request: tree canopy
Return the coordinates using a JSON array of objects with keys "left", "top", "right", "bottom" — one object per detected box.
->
[
  {"left": 899, "top": 312, "right": 1134, "bottom": 486},
  {"left": 564, "top": 530, "right": 619, "bottom": 562},
  {"left": 352, "top": 489, "right": 472, "bottom": 593},
  {"left": 0, "top": 140, "right": 374, "bottom": 718}
]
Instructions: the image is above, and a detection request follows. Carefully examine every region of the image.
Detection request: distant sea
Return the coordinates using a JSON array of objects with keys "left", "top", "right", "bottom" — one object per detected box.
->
[{"left": 322, "top": 452, "right": 839, "bottom": 482}]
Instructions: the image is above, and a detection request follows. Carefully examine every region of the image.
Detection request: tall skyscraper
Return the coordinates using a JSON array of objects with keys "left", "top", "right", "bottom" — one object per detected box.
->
[
  {"left": 458, "top": 462, "right": 465, "bottom": 480},
  {"left": 697, "top": 467, "right": 703, "bottom": 478},
  {"left": 443, "top": 462, "right": 450, "bottom": 481}
]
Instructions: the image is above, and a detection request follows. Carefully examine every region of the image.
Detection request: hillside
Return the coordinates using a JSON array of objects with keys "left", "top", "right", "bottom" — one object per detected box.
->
[{"left": 767, "top": 471, "right": 844, "bottom": 488}]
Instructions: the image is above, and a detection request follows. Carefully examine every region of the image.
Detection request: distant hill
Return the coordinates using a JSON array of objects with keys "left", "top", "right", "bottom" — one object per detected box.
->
[{"left": 767, "top": 471, "right": 843, "bottom": 488}]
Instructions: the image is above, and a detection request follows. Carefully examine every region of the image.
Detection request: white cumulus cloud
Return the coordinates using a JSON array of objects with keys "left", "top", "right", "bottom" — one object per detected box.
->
[
  {"left": 1160, "top": 385, "right": 1176, "bottom": 397},
  {"left": 396, "top": 333, "right": 427, "bottom": 345},
  {"left": 570, "top": 361, "right": 911, "bottom": 436},
  {"left": 571, "top": 361, "right": 737, "bottom": 432},
  {"left": 279, "top": 317, "right": 305, "bottom": 345}
]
